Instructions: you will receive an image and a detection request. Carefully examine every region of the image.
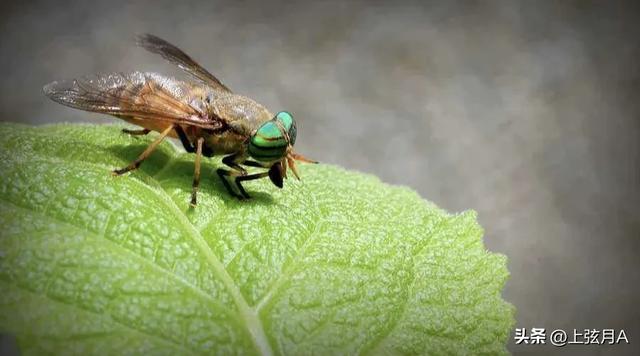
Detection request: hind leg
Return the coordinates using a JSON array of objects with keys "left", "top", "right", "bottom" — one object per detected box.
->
[
  {"left": 113, "top": 125, "right": 174, "bottom": 175},
  {"left": 122, "top": 128, "right": 151, "bottom": 136}
]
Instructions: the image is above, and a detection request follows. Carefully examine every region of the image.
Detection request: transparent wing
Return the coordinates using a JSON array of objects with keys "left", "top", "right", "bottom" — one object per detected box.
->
[
  {"left": 137, "top": 33, "right": 232, "bottom": 93},
  {"left": 43, "top": 72, "right": 224, "bottom": 130}
]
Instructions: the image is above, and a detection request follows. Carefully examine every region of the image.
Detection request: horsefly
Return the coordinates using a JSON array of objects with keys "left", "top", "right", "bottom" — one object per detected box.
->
[{"left": 44, "top": 34, "right": 316, "bottom": 206}]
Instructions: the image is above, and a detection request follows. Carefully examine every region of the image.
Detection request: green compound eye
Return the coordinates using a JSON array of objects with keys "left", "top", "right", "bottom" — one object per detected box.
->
[
  {"left": 249, "top": 121, "right": 288, "bottom": 162},
  {"left": 248, "top": 111, "right": 297, "bottom": 162},
  {"left": 275, "top": 111, "right": 297, "bottom": 146}
]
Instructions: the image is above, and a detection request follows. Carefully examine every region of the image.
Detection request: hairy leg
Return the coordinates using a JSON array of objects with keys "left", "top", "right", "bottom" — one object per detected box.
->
[
  {"left": 113, "top": 125, "right": 174, "bottom": 175},
  {"left": 122, "top": 128, "right": 151, "bottom": 136},
  {"left": 190, "top": 137, "right": 204, "bottom": 206}
]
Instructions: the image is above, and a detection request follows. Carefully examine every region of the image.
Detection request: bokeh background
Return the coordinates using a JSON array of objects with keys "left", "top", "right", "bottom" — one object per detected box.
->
[{"left": 1, "top": 0, "right": 638, "bottom": 355}]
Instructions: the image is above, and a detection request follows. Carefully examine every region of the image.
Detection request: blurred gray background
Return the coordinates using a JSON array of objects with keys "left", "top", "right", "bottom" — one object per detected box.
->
[{"left": 1, "top": 0, "right": 638, "bottom": 355}]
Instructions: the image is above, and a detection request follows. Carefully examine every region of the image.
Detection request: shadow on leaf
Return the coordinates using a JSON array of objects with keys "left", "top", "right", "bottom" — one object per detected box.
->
[
  {"left": 109, "top": 144, "right": 277, "bottom": 206},
  {"left": 107, "top": 143, "right": 174, "bottom": 177}
]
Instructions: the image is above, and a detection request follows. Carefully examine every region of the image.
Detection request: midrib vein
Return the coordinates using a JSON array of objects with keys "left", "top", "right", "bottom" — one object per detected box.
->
[
  {"left": 142, "top": 153, "right": 274, "bottom": 356},
  {"left": 163, "top": 197, "right": 273, "bottom": 356},
  {"left": 0, "top": 280, "right": 195, "bottom": 355},
  {"left": 4, "top": 142, "right": 274, "bottom": 356},
  {"left": 0, "top": 201, "right": 199, "bottom": 354}
]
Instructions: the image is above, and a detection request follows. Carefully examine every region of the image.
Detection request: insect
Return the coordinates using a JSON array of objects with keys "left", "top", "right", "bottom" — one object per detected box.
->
[{"left": 44, "top": 34, "right": 316, "bottom": 205}]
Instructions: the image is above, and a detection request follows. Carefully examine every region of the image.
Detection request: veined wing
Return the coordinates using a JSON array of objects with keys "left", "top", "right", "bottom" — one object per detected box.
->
[
  {"left": 137, "top": 33, "right": 232, "bottom": 93},
  {"left": 43, "top": 72, "right": 224, "bottom": 130}
]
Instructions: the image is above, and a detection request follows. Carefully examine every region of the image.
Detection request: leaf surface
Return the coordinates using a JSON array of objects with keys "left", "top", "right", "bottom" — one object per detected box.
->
[{"left": 0, "top": 123, "right": 513, "bottom": 355}]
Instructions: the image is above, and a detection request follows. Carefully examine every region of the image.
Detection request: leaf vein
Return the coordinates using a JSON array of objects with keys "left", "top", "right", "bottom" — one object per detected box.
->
[{"left": 0, "top": 280, "right": 196, "bottom": 355}]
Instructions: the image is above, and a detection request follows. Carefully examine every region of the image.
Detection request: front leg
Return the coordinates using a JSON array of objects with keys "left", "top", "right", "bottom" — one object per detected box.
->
[
  {"left": 235, "top": 171, "right": 270, "bottom": 198},
  {"left": 216, "top": 168, "right": 244, "bottom": 199},
  {"left": 243, "top": 160, "right": 283, "bottom": 188},
  {"left": 222, "top": 154, "right": 248, "bottom": 175},
  {"left": 216, "top": 153, "right": 248, "bottom": 199}
]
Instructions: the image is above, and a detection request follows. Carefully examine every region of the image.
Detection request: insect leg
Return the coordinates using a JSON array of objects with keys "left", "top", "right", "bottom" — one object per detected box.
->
[
  {"left": 122, "top": 128, "right": 151, "bottom": 136},
  {"left": 242, "top": 160, "right": 269, "bottom": 168},
  {"left": 202, "top": 146, "right": 214, "bottom": 157},
  {"left": 216, "top": 153, "right": 248, "bottom": 199},
  {"left": 216, "top": 168, "right": 244, "bottom": 199},
  {"left": 222, "top": 154, "right": 248, "bottom": 174},
  {"left": 190, "top": 137, "right": 204, "bottom": 207},
  {"left": 113, "top": 125, "right": 174, "bottom": 175},
  {"left": 174, "top": 125, "right": 195, "bottom": 153},
  {"left": 235, "top": 172, "right": 270, "bottom": 199}
]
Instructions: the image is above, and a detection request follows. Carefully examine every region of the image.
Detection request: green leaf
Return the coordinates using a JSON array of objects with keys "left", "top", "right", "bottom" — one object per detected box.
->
[{"left": 0, "top": 123, "right": 514, "bottom": 355}]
